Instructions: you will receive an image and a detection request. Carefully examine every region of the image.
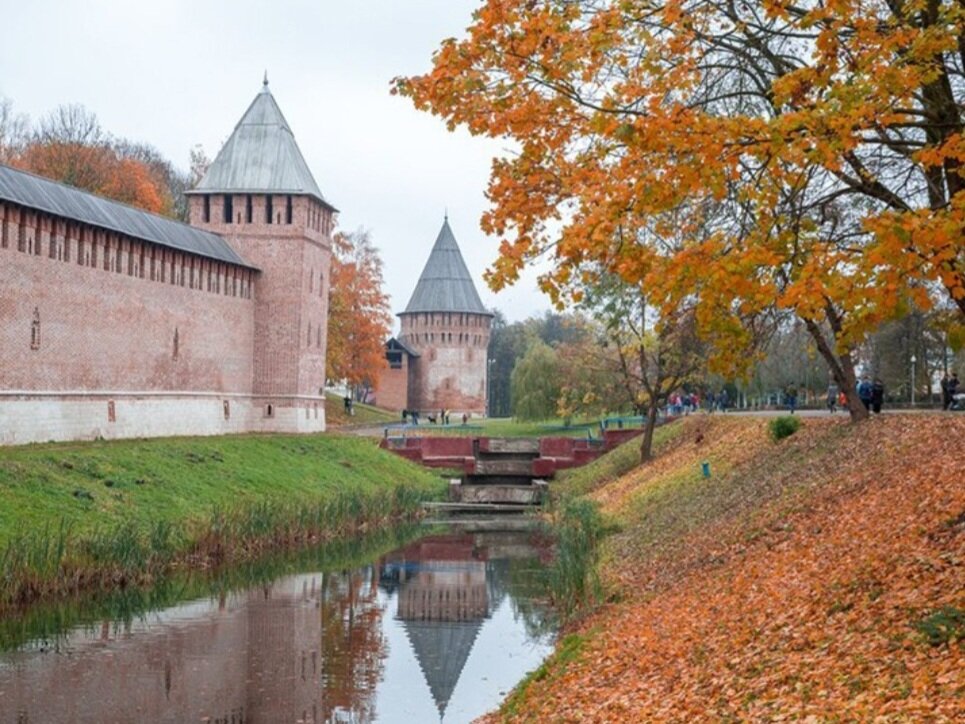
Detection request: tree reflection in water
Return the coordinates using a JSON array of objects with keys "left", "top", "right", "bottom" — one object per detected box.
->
[
  {"left": 0, "top": 525, "right": 555, "bottom": 723},
  {"left": 320, "top": 565, "right": 387, "bottom": 723}
]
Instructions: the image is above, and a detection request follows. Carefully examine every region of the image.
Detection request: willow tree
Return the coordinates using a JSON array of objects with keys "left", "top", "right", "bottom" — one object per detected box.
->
[{"left": 396, "top": 0, "right": 965, "bottom": 421}]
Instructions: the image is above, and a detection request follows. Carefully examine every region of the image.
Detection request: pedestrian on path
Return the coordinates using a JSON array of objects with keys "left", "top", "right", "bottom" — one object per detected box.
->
[
  {"left": 827, "top": 382, "right": 839, "bottom": 413},
  {"left": 871, "top": 378, "right": 885, "bottom": 414},
  {"left": 785, "top": 384, "right": 798, "bottom": 414},
  {"left": 857, "top": 376, "right": 873, "bottom": 411},
  {"left": 942, "top": 373, "right": 959, "bottom": 410}
]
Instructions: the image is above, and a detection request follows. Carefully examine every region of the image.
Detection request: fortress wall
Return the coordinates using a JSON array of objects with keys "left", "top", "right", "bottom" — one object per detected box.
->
[
  {"left": 0, "top": 201, "right": 278, "bottom": 444},
  {"left": 189, "top": 193, "right": 331, "bottom": 410}
]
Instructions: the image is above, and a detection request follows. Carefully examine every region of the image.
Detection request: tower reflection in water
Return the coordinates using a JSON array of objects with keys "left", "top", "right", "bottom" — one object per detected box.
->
[{"left": 0, "top": 529, "right": 553, "bottom": 724}]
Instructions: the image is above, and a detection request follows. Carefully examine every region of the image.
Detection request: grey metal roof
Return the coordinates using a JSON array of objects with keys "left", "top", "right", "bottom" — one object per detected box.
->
[
  {"left": 387, "top": 336, "right": 421, "bottom": 357},
  {"left": 402, "top": 218, "right": 493, "bottom": 316},
  {"left": 403, "top": 619, "right": 483, "bottom": 719},
  {"left": 189, "top": 82, "right": 336, "bottom": 211},
  {"left": 0, "top": 163, "right": 254, "bottom": 268}
]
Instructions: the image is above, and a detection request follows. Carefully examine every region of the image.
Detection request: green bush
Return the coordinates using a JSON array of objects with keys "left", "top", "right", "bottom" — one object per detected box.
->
[
  {"left": 913, "top": 606, "right": 965, "bottom": 646},
  {"left": 769, "top": 415, "right": 802, "bottom": 441}
]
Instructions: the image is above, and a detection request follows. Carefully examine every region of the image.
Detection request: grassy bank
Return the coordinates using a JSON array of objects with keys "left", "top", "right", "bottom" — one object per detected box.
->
[
  {"left": 490, "top": 414, "right": 964, "bottom": 720},
  {"left": 0, "top": 433, "right": 446, "bottom": 609},
  {"left": 0, "top": 522, "right": 423, "bottom": 652}
]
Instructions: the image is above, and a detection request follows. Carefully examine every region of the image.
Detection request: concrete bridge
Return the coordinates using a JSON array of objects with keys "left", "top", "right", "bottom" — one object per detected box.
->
[{"left": 380, "top": 429, "right": 644, "bottom": 506}]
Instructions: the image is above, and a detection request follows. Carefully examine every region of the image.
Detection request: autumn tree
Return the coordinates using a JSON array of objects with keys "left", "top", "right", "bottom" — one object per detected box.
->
[
  {"left": 327, "top": 229, "right": 393, "bottom": 397},
  {"left": 583, "top": 273, "right": 705, "bottom": 459},
  {"left": 396, "top": 0, "right": 965, "bottom": 424}
]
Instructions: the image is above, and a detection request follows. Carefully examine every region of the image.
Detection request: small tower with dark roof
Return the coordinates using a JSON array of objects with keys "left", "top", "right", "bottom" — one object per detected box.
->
[
  {"left": 396, "top": 217, "right": 493, "bottom": 416},
  {"left": 187, "top": 80, "right": 336, "bottom": 431}
]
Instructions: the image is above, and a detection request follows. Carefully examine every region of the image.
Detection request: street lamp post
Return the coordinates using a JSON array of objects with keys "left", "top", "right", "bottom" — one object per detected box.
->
[{"left": 910, "top": 354, "right": 917, "bottom": 407}]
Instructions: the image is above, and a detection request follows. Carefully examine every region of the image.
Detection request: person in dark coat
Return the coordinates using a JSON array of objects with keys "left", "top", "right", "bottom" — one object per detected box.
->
[
  {"left": 943, "top": 373, "right": 959, "bottom": 410},
  {"left": 871, "top": 378, "right": 885, "bottom": 414},
  {"left": 857, "top": 376, "right": 873, "bottom": 410}
]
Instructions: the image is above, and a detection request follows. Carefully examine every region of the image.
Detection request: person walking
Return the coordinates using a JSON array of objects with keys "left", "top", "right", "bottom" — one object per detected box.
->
[
  {"left": 871, "top": 378, "right": 885, "bottom": 414},
  {"left": 857, "top": 376, "right": 873, "bottom": 411},
  {"left": 785, "top": 384, "right": 798, "bottom": 414},
  {"left": 826, "top": 382, "right": 839, "bottom": 413},
  {"left": 948, "top": 373, "right": 959, "bottom": 410}
]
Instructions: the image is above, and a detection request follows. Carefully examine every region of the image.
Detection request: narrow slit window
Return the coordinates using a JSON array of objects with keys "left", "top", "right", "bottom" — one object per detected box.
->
[
  {"left": 285, "top": 195, "right": 293, "bottom": 224},
  {"left": 223, "top": 195, "right": 233, "bottom": 223},
  {"left": 265, "top": 196, "right": 273, "bottom": 224},
  {"left": 203, "top": 195, "right": 211, "bottom": 223},
  {"left": 246, "top": 195, "right": 253, "bottom": 223},
  {"left": 30, "top": 308, "right": 41, "bottom": 350}
]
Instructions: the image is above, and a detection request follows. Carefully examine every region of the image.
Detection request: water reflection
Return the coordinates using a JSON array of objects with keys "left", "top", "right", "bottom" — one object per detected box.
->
[{"left": 0, "top": 525, "right": 555, "bottom": 723}]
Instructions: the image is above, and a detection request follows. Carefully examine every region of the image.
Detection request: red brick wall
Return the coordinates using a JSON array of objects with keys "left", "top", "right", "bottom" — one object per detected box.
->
[
  {"left": 399, "top": 311, "right": 492, "bottom": 415},
  {"left": 189, "top": 194, "right": 331, "bottom": 402},
  {"left": 374, "top": 355, "right": 408, "bottom": 411},
  {"left": 0, "top": 200, "right": 254, "bottom": 394}
]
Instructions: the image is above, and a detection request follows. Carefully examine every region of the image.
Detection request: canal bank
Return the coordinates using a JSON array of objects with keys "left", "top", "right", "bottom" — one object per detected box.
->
[
  {"left": 0, "top": 433, "right": 446, "bottom": 610},
  {"left": 487, "top": 415, "right": 965, "bottom": 721}
]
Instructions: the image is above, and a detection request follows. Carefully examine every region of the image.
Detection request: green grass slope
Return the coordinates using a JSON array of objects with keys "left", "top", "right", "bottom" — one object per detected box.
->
[{"left": 0, "top": 433, "right": 445, "bottom": 607}]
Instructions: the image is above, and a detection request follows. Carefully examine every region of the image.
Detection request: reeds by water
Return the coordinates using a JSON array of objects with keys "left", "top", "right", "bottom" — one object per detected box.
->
[
  {"left": 544, "top": 498, "right": 608, "bottom": 621},
  {"left": 0, "top": 483, "right": 432, "bottom": 611}
]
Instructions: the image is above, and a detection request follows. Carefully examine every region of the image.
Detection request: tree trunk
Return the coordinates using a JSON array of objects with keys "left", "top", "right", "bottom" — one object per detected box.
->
[
  {"left": 640, "top": 398, "right": 660, "bottom": 462},
  {"left": 803, "top": 317, "right": 868, "bottom": 422}
]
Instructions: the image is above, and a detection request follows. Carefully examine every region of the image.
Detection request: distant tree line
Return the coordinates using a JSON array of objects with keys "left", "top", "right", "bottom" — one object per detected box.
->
[{"left": 0, "top": 95, "right": 209, "bottom": 220}]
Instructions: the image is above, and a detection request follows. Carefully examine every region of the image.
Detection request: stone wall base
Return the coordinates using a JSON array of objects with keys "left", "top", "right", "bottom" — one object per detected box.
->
[{"left": 0, "top": 393, "right": 326, "bottom": 446}]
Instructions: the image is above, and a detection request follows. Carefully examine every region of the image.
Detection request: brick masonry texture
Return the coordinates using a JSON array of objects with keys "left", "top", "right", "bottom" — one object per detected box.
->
[
  {"left": 0, "top": 189, "right": 332, "bottom": 444},
  {"left": 394, "top": 311, "right": 492, "bottom": 415}
]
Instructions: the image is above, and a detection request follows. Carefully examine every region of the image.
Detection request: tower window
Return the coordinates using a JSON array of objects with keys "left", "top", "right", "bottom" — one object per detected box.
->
[
  {"left": 107, "top": 401, "right": 116, "bottom": 423},
  {"left": 265, "top": 404, "right": 274, "bottom": 418},
  {"left": 246, "top": 195, "right": 253, "bottom": 223},
  {"left": 203, "top": 195, "right": 211, "bottom": 223},
  {"left": 30, "top": 308, "right": 41, "bottom": 350},
  {"left": 223, "top": 195, "right": 233, "bottom": 223},
  {"left": 223, "top": 400, "right": 230, "bottom": 420},
  {"left": 286, "top": 195, "right": 293, "bottom": 224},
  {"left": 173, "top": 328, "right": 180, "bottom": 359},
  {"left": 265, "top": 196, "right": 273, "bottom": 224}
]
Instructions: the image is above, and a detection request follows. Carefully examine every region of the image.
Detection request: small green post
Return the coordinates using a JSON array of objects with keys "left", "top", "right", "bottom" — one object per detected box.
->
[{"left": 701, "top": 461, "right": 711, "bottom": 478}]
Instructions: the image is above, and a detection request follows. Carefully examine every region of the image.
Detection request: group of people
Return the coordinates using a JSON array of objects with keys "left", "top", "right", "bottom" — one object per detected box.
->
[
  {"left": 821, "top": 377, "right": 885, "bottom": 414},
  {"left": 401, "top": 408, "right": 470, "bottom": 425},
  {"left": 855, "top": 377, "right": 886, "bottom": 414},
  {"left": 667, "top": 390, "right": 733, "bottom": 415},
  {"left": 668, "top": 392, "right": 699, "bottom": 415}
]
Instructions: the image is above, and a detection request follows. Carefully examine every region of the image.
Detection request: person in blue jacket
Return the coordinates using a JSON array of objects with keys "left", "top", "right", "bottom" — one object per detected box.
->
[{"left": 857, "top": 376, "right": 874, "bottom": 411}]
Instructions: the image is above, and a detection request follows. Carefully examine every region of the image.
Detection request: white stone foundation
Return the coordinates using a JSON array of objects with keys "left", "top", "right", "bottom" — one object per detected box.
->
[{"left": 0, "top": 393, "right": 326, "bottom": 446}]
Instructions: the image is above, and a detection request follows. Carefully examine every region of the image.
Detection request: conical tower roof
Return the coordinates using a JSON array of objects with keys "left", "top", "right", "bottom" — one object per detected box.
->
[
  {"left": 403, "top": 619, "right": 483, "bottom": 719},
  {"left": 190, "top": 80, "right": 335, "bottom": 210},
  {"left": 403, "top": 218, "right": 493, "bottom": 316}
]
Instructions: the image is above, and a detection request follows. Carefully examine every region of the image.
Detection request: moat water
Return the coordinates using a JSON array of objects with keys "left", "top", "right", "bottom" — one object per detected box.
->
[{"left": 0, "top": 522, "right": 556, "bottom": 724}]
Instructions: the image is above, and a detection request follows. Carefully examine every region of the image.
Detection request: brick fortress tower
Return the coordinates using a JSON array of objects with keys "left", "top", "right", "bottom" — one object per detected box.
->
[
  {"left": 394, "top": 217, "right": 493, "bottom": 416},
  {"left": 187, "top": 78, "right": 335, "bottom": 432}
]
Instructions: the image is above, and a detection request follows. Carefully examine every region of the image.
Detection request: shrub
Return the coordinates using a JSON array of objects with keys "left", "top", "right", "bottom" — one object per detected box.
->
[
  {"left": 913, "top": 606, "right": 965, "bottom": 646},
  {"left": 769, "top": 415, "right": 802, "bottom": 441}
]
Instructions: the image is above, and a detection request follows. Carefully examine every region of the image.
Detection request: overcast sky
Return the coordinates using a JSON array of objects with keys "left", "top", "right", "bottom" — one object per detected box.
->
[{"left": 0, "top": 0, "right": 552, "bottom": 325}]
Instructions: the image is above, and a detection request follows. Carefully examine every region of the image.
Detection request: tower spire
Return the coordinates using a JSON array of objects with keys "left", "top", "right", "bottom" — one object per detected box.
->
[{"left": 263, "top": 70, "right": 269, "bottom": 89}]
